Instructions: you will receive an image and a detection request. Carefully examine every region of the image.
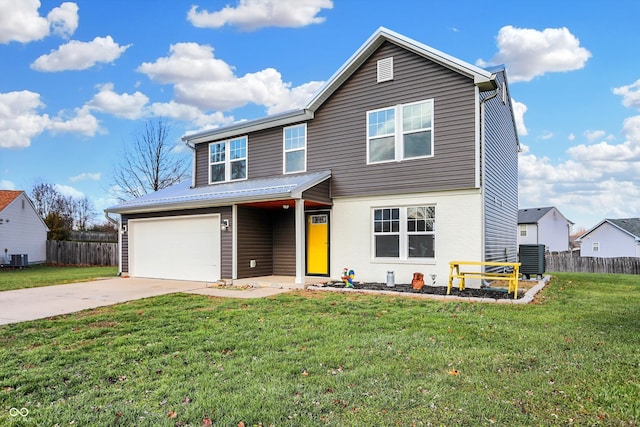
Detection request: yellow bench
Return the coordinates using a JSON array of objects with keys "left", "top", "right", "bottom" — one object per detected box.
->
[{"left": 448, "top": 260, "right": 521, "bottom": 299}]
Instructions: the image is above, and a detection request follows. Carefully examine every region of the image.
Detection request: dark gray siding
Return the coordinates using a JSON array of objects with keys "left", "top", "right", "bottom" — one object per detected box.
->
[
  {"left": 302, "top": 179, "right": 331, "bottom": 204},
  {"left": 482, "top": 70, "right": 519, "bottom": 265},
  {"left": 236, "top": 207, "right": 297, "bottom": 277},
  {"left": 121, "top": 207, "right": 233, "bottom": 278},
  {"left": 309, "top": 42, "right": 478, "bottom": 197},
  {"left": 273, "top": 210, "right": 296, "bottom": 275},
  {"left": 194, "top": 41, "right": 478, "bottom": 196},
  {"left": 236, "top": 206, "right": 273, "bottom": 278}
]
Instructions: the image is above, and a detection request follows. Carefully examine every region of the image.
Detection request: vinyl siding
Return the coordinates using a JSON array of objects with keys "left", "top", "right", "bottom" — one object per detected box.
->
[
  {"left": 194, "top": 41, "right": 478, "bottom": 197},
  {"left": 0, "top": 194, "right": 48, "bottom": 263},
  {"left": 121, "top": 206, "right": 232, "bottom": 278},
  {"left": 482, "top": 70, "right": 519, "bottom": 265},
  {"left": 273, "top": 210, "right": 296, "bottom": 275}
]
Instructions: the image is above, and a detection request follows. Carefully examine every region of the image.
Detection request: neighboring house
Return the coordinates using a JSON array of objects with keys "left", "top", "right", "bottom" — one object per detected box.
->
[
  {"left": 517, "top": 207, "right": 573, "bottom": 252},
  {"left": 106, "top": 27, "right": 520, "bottom": 285},
  {"left": 0, "top": 190, "right": 49, "bottom": 265},
  {"left": 578, "top": 218, "right": 640, "bottom": 258}
]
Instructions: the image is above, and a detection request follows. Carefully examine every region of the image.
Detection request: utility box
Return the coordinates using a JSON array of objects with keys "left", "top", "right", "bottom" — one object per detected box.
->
[
  {"left": 519, "top": 245, "right": 545, "bottom": 279},
  {"left": 10, "top": 254, "right": 29, "bottom": 267}
]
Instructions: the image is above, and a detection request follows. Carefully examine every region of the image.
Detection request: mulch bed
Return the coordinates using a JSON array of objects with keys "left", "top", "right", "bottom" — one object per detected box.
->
[{"left": 321, "top": 281, "right": 522, "bottom": 299}]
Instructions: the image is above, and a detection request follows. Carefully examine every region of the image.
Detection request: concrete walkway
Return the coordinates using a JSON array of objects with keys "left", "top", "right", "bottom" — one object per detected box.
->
[{"left": 0, "top": 276, "right": 308, "bottom": 325}]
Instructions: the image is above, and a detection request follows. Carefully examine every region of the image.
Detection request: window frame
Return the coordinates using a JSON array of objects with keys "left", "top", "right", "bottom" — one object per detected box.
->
[
  {"left": 208, "top": 136, "right": 248, "bottom": 184},
  {"left": 283, "top": 123, "right": 307, "bottom": 174},
  {"left": 372, "top": 205, "right": 436, "bottom": 260},
  {"left": 366, "top": 99, "right": 434, "bottom": 165},
  {"left": 592, "top": 242, "right": 600, "bottom": 252},
  {"left": 519, "top": 224, "right": 527, "bottom": 237}
]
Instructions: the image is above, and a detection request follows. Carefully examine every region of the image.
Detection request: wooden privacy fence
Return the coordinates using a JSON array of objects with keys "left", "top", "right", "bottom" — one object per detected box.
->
[
  {"left": 47, "top": 240, "right": 118, "bottom": 266},
  {"left": 545, "top": 253, "right": 640, "bottom": 274}
]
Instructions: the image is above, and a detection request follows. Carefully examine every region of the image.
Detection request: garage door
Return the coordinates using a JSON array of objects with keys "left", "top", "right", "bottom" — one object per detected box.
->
[{"left": 129, "top": 214, "right": 221, "bottom": 282}]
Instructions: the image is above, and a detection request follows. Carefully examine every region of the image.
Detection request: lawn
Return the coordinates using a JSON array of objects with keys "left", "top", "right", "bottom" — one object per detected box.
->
[
  {"left": 0, "top": 272, "right": 638, "bottom": 426},
  {"left": 0, "top": 265, "right": 118, "bottom": 292}
]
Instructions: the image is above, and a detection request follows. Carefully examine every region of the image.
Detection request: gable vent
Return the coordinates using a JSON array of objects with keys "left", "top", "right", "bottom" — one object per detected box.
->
[{"left": 377, "top": 57, "right": 394, "bottom": 82}]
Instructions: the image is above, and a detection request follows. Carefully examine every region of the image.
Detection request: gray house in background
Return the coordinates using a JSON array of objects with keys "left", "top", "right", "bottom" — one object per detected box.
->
[
  {"left": 578, "top": 218, "right": 640, "bottom": 258},
  {"left": 106, "top": 27, "right": 520, "bottom": 285},
  {"left": 518, "top": 207, "right": 573, "bottom": 252}
]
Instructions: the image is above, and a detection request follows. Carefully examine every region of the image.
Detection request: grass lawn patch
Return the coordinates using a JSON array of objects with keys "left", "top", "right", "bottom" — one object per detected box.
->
[
  {"left": 0, "top": 265, "right": 118, "bottom": 292},
  {"left": 0, "top": 272, "right": 638, "bottom": 425}
]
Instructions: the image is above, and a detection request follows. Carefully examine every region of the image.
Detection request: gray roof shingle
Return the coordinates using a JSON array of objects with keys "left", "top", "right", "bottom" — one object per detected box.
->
[
  {"left": 607, "top": 218, "right": 640, "bottom": 239},
  {"left": 518, "top": 207, "right": 553, "bottom": 224}
]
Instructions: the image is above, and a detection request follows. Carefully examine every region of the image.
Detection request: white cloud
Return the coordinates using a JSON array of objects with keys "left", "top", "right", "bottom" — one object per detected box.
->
[
  {"left": 511, "top": 99, "right": 528, "bottom": 136},
  {"left": 149, "top": 101, "right": 234, "bottom": 128},
  {"left": 477, "top": 26, "right": 591, "bottom": 83},
  {"left": 0, "top": 180, "right": 16, "bottom": 190},
  {"left": 88, "top": 83, "right": 149, "bottom": 119},
  {"left": 584, "top": 129, "right": 606, "bottom": 142},
  {"left": 0, "top": 90, "right": 99, "bottom": 148},
  {"left": 613, "top": 79, "right": 640, "bottom": 109},
  {"left": 54, "top": 183, "right": 84, "bottom": 199},
  {"left": 187, "top": 0, "right": 333, "bottom": 31},
  {"left": 31, "top": 35, "right": 131, "bottom": 72},
  {"left": 137, "top": 42, "right": 324, "bottom": 113},
  {"left": 519, "top": 115, "right": 640, "bottom": 229},
  {"left": 47, "top": 2, "right": 78, "bottom": 38},
  {"left": 0, "top": 0, "right": 79, "bottom": 44},
  {"left": 69, "top": 172, "right": 101, "bottom": 182},
  {"left": 568, "top": 133, "right": 575, "bottom": 141}
]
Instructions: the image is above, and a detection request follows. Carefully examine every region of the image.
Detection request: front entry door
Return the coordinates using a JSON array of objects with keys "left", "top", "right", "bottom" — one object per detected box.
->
[{"left": 306, "top": 213, "right": 329, "bottom": 275}]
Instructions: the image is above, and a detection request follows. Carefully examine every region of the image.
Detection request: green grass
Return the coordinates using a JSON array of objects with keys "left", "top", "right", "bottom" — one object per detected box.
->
[
  {"left": 0, "top": 265, "right": 118, "bottom": 291},
  {"left": 1, "top": 272, "right": 639, "bottom": 426}
]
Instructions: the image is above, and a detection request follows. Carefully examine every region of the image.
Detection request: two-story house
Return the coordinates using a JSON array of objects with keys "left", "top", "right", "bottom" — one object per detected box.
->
[
  {"left": 105, "top": 27, "right": 520, "bottom": 286},
  {"left": 517, "top": 207, "right": 573, "bottom": 252}
]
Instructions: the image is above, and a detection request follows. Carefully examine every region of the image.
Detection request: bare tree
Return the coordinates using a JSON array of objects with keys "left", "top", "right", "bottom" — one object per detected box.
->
[
  {"left": 30, "top": 182, "right": 97, "bottom": 235},
  {"left": 74, "top": 197, "right": 95, "bottom": 231},
  {"left": 111, "top": 119, "right": 190, "bottom": 201},
  {"left": 30, "top": 182, "right": 60, "bottom": 218}
]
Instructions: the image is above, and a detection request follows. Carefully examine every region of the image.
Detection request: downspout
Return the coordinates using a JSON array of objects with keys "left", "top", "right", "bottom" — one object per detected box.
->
[
  {"left": 184, "top": 139, "right": 196, "bottom": 188},
  {"left": 104, "top": 212, "right": 122, "bottom": 276},
  {"left": 479, "top": 85, "right": 499, "bottom": 266}
]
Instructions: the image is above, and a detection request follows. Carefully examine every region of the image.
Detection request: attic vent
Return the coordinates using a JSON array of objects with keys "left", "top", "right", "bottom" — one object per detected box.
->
[{"left": 377, "top": 57, "right": 393, "bottom": 82}]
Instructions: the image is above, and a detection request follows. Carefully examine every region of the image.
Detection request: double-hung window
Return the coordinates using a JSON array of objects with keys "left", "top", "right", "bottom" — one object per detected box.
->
[
  {"left": 367, "top": 99, "right": 433, "bottom": 164},
  {"left": 284, "top": 124, "right": 306, "bottom": 174},
  {"left": 373, "top": 206, "right": 435, "bottom": 259},
  {"left": 209, "top": 136, "right": 247, "bottom": 183}
]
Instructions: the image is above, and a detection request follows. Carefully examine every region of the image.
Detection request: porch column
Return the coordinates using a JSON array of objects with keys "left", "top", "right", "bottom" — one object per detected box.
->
[{"left": 295, "top": 198, "right": 305, "bottom": 284}]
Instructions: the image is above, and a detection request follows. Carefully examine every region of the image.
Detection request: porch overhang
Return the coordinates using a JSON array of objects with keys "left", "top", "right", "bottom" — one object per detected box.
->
[{"left": 105, "top": 170, "right": 332, "bottom": 215}]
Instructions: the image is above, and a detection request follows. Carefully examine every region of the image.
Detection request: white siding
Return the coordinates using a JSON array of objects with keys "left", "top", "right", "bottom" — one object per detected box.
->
[
  {"left": 331, "top": 190, "right": 483, "bottom": 286},
  {"left": 537, "top": 209, "right": 570, "bottom": 252},
  {"left": 517, "top": 223, "right": 538, "bottom": 246},
  {"left": 580, "top": 222, "right": 639, "bottom": 258},
  {"left": 0, "top": 194, "right": 48, "bottom": 263}
]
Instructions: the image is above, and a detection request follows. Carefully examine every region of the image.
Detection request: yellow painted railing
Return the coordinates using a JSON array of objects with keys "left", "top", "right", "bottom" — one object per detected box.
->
[{"left": 448, "top": 260, "right": 521, "bottom": 299}]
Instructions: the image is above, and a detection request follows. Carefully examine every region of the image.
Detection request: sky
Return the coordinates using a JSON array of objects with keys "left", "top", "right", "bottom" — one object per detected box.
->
[{"left": 1, "top": 0, "right": 639, "bottom": 231}]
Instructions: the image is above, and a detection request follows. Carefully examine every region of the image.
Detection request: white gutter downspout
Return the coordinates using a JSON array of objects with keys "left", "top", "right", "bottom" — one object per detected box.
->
[
  {"left": 104, "top": 212, "right": 122, "bottom": 275},
  {"left": 479, "top": 85, "right": 498, "bottom": 264},
  {"left": 184, "top": 140, "right": 196, "bottom": 188}
]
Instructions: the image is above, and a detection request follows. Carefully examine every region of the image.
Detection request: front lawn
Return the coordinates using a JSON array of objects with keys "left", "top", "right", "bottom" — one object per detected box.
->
[
  {"left": 0, "top": 272, "right": 638, "bottom": 426},
  {"left": 0, "top": 265, "right": 118, "bottom": 292}
]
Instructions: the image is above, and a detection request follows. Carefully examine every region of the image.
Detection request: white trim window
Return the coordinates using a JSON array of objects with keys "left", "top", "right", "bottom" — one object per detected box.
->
[
  {"left": 283, "top": 124, "right": 306, "bottom": 174},
  {"left": 373, "top": 206, "right": 435, "bottom": 259},
  {"left": 209, "top": 136, "right": 247, "bottom": 184},
  {"left": 592, "top": 242, "right": 600, "bottom": 252},
  {"left": 367, "top": 99, "right": 434, "bottom": 164},
  {"left": 519, "top": 224, "right": 527, "bottom": 237}
]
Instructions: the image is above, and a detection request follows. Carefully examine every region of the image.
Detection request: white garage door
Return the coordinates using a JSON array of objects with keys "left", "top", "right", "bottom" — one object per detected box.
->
[{"left": 129, "top": 214, "right": 221, "bottom": 282}]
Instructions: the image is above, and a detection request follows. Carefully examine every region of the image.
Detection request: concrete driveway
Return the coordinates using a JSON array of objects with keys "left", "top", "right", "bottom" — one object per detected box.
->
[{"left": 0, "top": 277, "right": 300, "bottom": 325}]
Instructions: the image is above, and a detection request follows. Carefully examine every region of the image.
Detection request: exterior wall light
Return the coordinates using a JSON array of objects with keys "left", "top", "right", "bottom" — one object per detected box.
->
[{"left": 221, "top": 219, "right": 230, "bottom": 231}]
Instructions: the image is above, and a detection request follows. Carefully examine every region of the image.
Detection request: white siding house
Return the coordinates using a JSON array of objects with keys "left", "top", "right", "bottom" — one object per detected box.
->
[
  {"left": 517, "top": 207, "right": 573, "bottom": 252},
  {"left": 0, "top": 191, "right": 49, "bottom": 265},
  {"left": 578, "top": 218, "right": 640, "bottom": 258}
]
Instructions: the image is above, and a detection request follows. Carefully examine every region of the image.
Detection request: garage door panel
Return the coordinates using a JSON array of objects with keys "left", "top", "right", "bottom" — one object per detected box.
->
[{"left": 130, "top": 215, "right": 220, "bottom": 282}]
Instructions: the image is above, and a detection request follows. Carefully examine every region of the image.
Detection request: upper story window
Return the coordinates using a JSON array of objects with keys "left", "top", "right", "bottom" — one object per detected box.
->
[
  {"left": 592, "top": 242, "right": 599, "bottom": 252},
  {"left": 284, "top": 124, "right": 306, "bottom": 174},
  {"left": 209, "top": 136, "right": 247, "bottom": 184},
  {"left": 367, "top": 99, "right": 433, "bottom": 164}
]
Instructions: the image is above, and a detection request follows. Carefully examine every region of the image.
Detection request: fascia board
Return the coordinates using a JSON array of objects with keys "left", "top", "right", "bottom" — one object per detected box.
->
[{"left": 183, "top": 110, "right": 314, "bottom": 144}]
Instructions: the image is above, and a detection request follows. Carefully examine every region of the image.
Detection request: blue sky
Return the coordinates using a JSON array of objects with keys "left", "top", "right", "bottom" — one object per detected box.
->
[{"left": 1, "top": 0, "right": 639, "bottom": 231}]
